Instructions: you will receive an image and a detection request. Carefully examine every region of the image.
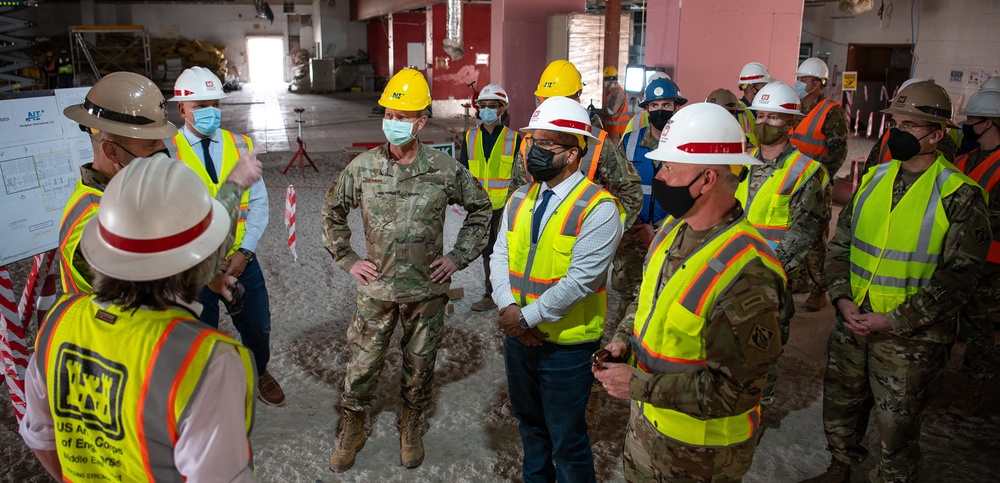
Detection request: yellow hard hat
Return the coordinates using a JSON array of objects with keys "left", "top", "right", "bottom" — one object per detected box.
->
[
  {"left": 603, "top": 66, "right": 618, "bottom": 78},
  {"left": 379, "top": 68, "right": 432, "bottom": 111},
  {"left": 535, "top": 60, "right": 583, "bottom": 98}
]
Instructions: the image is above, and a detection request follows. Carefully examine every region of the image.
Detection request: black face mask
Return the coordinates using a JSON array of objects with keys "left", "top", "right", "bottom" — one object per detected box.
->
[
  {"left": 962, "top": 120, "right": 988, "bottom": 144},
  {"left": 651, "top": 171, "right": 705, "bottom": 219},
  {"left": 526, "top": 145, "right": 571, "bottom": 183},
  {"left": 887, "top": 127, "right": 935, "bottom": 162},
  {"left": 648, "top": 109, "right": 674, "bottom": 131}
]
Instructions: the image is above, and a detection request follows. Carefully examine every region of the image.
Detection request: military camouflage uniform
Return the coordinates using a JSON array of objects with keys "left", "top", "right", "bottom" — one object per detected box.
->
[
  {"left": 823, "top": 158, "right": 990, "bottom": 482},
  {"left": 612, "top": 207, "right": 785, "bottom": 482},
  {"left": 321, "top": 143, "right": 491, "bottom": 412}
]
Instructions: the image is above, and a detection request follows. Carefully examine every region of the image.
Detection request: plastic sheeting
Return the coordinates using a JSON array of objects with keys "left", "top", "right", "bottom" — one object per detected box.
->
[{"left": 547, "top": 13, "right": 632, "bottom": 109}]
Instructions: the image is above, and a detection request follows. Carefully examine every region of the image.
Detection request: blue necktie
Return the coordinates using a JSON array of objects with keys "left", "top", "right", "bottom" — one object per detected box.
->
[
  {"left": 531, "top": 189, "right": 553, "bottom": 244},
  {"left": 200, "top": 138, "right": 219, "bottom": 183}
]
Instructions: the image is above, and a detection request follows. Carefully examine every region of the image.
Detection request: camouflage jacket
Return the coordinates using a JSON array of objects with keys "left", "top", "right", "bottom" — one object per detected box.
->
[
  {"left": 801, "top": 95, "right": 849, "bottom": 176},
  {"left": 322, "top": 143, "right": 492, "bottom": 302}
]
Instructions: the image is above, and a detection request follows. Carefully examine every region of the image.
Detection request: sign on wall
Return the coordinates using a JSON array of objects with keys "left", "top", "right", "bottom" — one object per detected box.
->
[{"left": 842, "top": 71, "right": 858, "bottom": 91}]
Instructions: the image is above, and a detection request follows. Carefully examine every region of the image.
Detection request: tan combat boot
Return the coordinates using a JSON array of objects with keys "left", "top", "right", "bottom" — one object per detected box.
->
[
  {"left": 329, "top": 409, "right": 366, "bottom": 472},
  {"left": 400, "top": 406, "right": 424, "bottom": 468},
  {"left": 948, "top": 378, "right": 986, "bottom": 416},
  {"left": 801, "top": 291, "right": 828, "bottom": 312},
  {"left": 799, "top": 458, "right": 850, "bottom": 483}
]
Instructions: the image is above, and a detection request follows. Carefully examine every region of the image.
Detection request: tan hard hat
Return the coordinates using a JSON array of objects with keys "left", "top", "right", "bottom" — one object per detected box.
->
[
  {"left": 705, "top": 88, "right": 741, "bottom": 113},
  {"left": 881, "top": 80, "right": 957, "bottom": 128},
  {"left": 64, "top": 72, "right": 178, "bottom": 139}
]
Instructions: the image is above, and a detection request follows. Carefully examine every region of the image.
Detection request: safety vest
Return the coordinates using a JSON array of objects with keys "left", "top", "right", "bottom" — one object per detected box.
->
[
  {"left": 466, "top": 125, "right": 517, "bottom": 210},
  {"left": 601, "top": 85, "right": 629, "bottom": 135},
  {"left": 623, "top": 126, "right": 667, "bottom": 225},
  {"left": 737, "top": 147, "right": 830, "bottom": 249},
  {"left": 58, "top": 60, "right": 73, "bottom": 75},
  {"left": 849, "top": 156, "right": 983, "bottom": 313},
  {"left": 955, "top": 148, "right": 1000, "bottom": 263},
  {"left": 519, "top": 127, "right": 607, "bottom": 184},
  {"left": 791, "top": 98, "right": 840, "bottom": 160},
  {"left": 737, "top": 99, "right": 758, "bottom": 147},
  {"left": 632, "top": 215, "right": 784, "bottom": 447},
  {"left": 506, "top": 178, "right": 624, "bottom": 344},
  {"left": 168, "top": 130, "right": 251, "bottom": 257},
  {"left": 34, "top": 293, "right": 255, "bottom": 482},
  {"left": 624, "top": 111, "right": 648, "bottom": 135},
  {"left": 59, "top": 182, "right": 103, "bottom": 293}
]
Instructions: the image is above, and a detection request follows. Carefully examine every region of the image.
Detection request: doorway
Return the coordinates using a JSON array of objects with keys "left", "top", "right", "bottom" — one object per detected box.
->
[
  {"left": 247, "top": 36, "right": 285, "bottom": 87},
  {"left": 846, "top": 44, "right": 913, "bottom": 113}
]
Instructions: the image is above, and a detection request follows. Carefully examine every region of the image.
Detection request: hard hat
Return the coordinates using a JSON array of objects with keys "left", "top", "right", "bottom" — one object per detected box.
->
[
  {"left": 521, "top": 96, "right": 600, "bottom": 145},
  {"left": 738, "top": 62, "right": 774, "bottom": 86},
  {"left": 960, "top": 89, "right": 1000, "bottom": 118},
  {"left": 46, "top": 51, "right": 53, "bottom": 57},
  {"left": 63, "top": 72, "right": 178, "bottom": 139},
  {"left": 796, "top": 57, "right": 830, "bottom": 80},
  {"left": 648, "top": 71, "right": 671, "bottom": 83},
  {"left": 899, "top": 77, "right": 928, "bottom": 91},
  {"left": 168, "top": 66, "right": 229, "bottom": 102},
  {"left": 646, "top": 103, "right": 760, "bottom": 166},
  {"left": 535, "top": 60, "right": 584, "bottom": 98},
  {"left": 477, "top": 83, "right": 509, "bottom": 104},
  {"left": 603, "top": 66, "right": 618, "bottom": 78},
  {"left": 639, "top": 78, "right": 687, "bottom": 108},
  {"left": 881, "top": 81, "right": 958, "bottom": 128},
  {"left": 378, "top": 68, "right": 432, "bottom": 111},
  {"left": 980, "top": 76, "right": 1000, "bottom": 92},
  {"left": 705, "top": 88, "right": 742, "bottom": 113},
  {"left": 750, "top": 82, "right": 803, "bottom": 115},
  {"left": 80, "top": 154, "right": 231, "bottom": 282}
]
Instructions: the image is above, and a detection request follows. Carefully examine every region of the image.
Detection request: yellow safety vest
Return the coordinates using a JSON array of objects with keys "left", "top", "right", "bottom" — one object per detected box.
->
[
  {"left": 737, "top": 99, "right": 758, "bottom": 147},
  {"left": 519, "top": 127, "right": 607, "bottom": 184},
  {"left": 849, "top": 156, "right": 983, "bottom": 313},
  {"left": 466, "top": 125, "right": 517, "bottom": 210},
  {"left": 59, "top": 182, "right": 102, "bottom": 293},
  {"left": 737, "top": 147, "right": 830, "bottom": 249},
  {"left": 169, "top": 130, "right": 252, "bottom": 257},
  {"left": 632, "top": 215, "right": 784, "bottom": 447},
  {"left": 624, "top": 111, "right": 648, "bottom": 135},
  {"left": 34, "top": 293, "right": 255, "bottom": 482},
  {"left": 506, "top": 178, "right": 624, "bottom": 344}
]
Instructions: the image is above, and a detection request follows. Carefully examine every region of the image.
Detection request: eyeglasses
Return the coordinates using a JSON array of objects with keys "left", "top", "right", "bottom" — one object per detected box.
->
[
  {"left": 887, "top": 120, "right": 939, "bottom": 134},
  {"left": 477, "top": 102, "right": 503, "bottom": 110},
  {"left": 527, "top": 138, "right": 576, "bottom": 151}
]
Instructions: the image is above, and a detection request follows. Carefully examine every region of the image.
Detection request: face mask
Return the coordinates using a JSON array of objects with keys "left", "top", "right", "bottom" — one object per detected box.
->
[
  {"left": 526, "top": 145, "right": 571, "bottom": 182},
  {"left": 651, "top": 171, "right": 705, "bottom": 219},
  {"left": 192, "top": 107, "right": 222, "bottom": 137},
  {"left": 794, "top": 81, "right": 811, "bottom": 100},
  {"left": 382, "top": 119, "right": 417, "bottom": 146},
  {"left": 887, "top": 127, "right": 935, "bottom": 161},
  {"left": 962, "top": 120, "right": 987, "bottom": 144},
  {"left": 648, "top": 109, "right": 674, "bottom": 131},
  {"left": 752, "top": 122, "right": 786, "bottom": 145},
  {"left": 479, "top": 107, "right": 499, "bottom": 124}
]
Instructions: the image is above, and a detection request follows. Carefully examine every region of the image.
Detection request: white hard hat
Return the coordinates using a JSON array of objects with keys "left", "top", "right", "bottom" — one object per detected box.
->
[
  {"left": 900, "top": 77, "right": 928, "bottom": 91},
  {"left": 961, "top": 89, "right": 1000, "bottom": 118},
  {"left": 521, "top": 96, "right": 600, "bottom": 145},
  {"left": 980, "top": 76, "right": 1000, "bottom": 92},
  {"left": 81, "top": 153, "right": 231, "bottom": 282},
  {"left": 796, "top": 57, "right": 830, "bottom": 80},
  {"left": 477, "top": 83, "right": 509, "bottom": 104},
  {"left": 751, "top": 82, "right": 803, "bottom": 116},
  {"left": 168, "top": 66, "right": 229, "bottom": 102},
  {"left": 646, "top": 103, "right": 761, "bottom": 166},
  {"left": 738, "top": 62, "right": 774, "bottom": 85}
]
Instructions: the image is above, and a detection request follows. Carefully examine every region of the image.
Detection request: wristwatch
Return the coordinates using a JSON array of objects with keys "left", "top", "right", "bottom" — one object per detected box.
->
[
  {"left": 518, "top": 313, "right": 530, "bottom": 329},
  {"left": 238, "top": 248, "right": 255, "bottom": 264}
]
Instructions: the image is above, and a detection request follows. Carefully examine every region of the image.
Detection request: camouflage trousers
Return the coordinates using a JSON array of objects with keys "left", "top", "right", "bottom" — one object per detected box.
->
[
  {"left": 611, "top": 232, "right": 648, "bottom": 326},
  {"left": 762, "top": 289, "right": 796, "bottom": 405},
  {"left": 958, "top": 276, "right": 999, "bottom": 379},
  {"left": 799, "top": 185, "right": 833, "bottom": 295},
  {"left": 821, "top": 322, "right": 948, "bottom": 482},
  {"left": 340, "top": 292, "right": 448, "bottom": 412},
  {"left": 623, "top": 403, "right": 758, "bottom": 482}
]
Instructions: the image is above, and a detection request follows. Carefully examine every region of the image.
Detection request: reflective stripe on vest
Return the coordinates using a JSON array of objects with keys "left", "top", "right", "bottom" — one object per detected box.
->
[
  {"left": 738, "top": 100, "right": 758, "bottom": 147},
  {"left": 877, "top": 131, "right": 892, "bottom": 164},
  {"left": 601, "top": 86, "right": 630, "bottom": 135},
  {"left": 59, "top": 182, "right": 103, "bottom": 293},
  {"left": 467, "top": 126, "right": 517, "bottom": 210},
  {"left": 169, "top": 130, "right": 252, "bottom": 257},
  {"left": 519, "top": 128, "right": 607, "bottom": 185},
  {"left": 36, "top": 294, "right": 256, "bottom": 482},
  {"left": 506, "top": 178, "right": 625, "bottom": 344},
  {"left": 849, "top": 157, "right": 983, "bottom": 312},
  {"left": 624, "top": 127, "right": 667, "bottom": 225},
  {"left": 631, "top": 214, "right": 783, "bottom": 446},
  {"left": 791, "top": 98, "right": 839, "bottom": 160},
  {"left": 624, "top": 111, "right": 647, "bottom": 135},
  {"left": 954, "top": 148, "right": 1000, "bottom": 263}
]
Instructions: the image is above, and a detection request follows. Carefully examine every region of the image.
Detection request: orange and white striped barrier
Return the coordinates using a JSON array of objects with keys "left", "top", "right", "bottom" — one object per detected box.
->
[{"left": 285, "top": 185, "right": 298, "bottom": 262}]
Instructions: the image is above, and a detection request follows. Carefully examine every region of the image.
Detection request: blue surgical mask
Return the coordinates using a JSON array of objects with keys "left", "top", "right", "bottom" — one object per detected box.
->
[
  {"left": 382, "top": 119, "right": 417, "bottom": 146},
  {"left": 794, "top": 81, "right": 811, "bottom": 100},
  {"left": 192, "top": 107, "right": 222, "bottom": 136},
  {"left": 479, "top": 107, "right": 499, "bottom": 124}
]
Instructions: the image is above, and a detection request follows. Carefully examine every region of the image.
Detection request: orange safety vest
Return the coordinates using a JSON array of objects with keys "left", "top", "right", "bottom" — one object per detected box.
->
[
  {"left": 601, "top": 85, "right": 629, "bottom": 135},
  {"left": 955, "top": 148, "right": 1000, "bottom": 263},
  {"left": 791, "top": 98, "right": 840, "bottom": 160},
  {"left": 519, "top": 127, "right": 606, "bottom": 184}
]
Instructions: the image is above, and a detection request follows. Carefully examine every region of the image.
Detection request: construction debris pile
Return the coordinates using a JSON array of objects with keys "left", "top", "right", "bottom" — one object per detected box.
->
[{"left": 151, "top": 36, "right": 236, "bottom": 90}]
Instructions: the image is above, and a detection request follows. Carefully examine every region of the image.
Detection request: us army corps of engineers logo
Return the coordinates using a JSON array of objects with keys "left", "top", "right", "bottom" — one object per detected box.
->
[{"left": 54, "top": 343, "right": 128, "bottom": 440}]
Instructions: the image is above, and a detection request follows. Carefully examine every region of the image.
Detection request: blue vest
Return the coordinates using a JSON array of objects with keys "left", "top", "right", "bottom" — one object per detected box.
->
[{"left": 624, "top": 127, "right": 668, "bottom": 225}]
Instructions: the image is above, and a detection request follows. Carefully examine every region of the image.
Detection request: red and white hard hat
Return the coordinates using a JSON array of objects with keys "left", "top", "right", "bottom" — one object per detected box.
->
[
  {"left": 796, "top": 57, "right": 830, "bottom": 80},
  {"left": 168, "top": 66, "right": 229, "bottom": 102},
  {"left": 646, "top": 103, "right": 761, "bottom": 166},
  {"left": 81, "top": 153, "right": 231, "bottom": 282},
  {"left": 477, "top": 84, "right": 510, "bottom": 104},
  {"left": 521, "top": 96, "right": 601, "bottom": 145},
  {"left": 738, "top": 62, "right": 774, "bottom": 86},
  {"left": 751, "top": 82, "right": 803, "bottom": 116}
]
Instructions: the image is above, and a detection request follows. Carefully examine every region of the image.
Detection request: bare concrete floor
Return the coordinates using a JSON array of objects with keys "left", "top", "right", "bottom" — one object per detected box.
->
[{"left": 2, "top": 84, "right": 998, "bottom": 482}]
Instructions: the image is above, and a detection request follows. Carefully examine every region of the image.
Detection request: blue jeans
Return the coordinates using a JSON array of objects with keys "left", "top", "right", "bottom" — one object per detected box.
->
[
  {"left": 199, "top": 257, "right": 271, "bottom": 374},
  {"left": 504, "top": 336, "right": 597, "bottom": 483}
]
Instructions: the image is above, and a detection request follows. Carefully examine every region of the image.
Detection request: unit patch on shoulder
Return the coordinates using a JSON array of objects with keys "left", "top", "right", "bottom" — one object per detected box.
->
[
  {"left": 748, "top": 324, "right": 774, "bottom": 351},
  {"left": 974, "top": 226, "right": 990, "bottom": 246}
]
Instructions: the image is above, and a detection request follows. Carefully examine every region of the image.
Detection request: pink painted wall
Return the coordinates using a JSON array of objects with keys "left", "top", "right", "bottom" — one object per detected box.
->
[
  {"left": 645, "top": 0, "right": 804, "bottom": 106},
  {"left": 491, "top": 0, "right": 586, "bottom": 129}
]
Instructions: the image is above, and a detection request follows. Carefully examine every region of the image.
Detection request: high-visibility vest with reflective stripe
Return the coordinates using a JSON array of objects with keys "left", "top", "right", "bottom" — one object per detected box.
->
[
  {"left": 737, "top": 147, "right": 830, "bottom": 249},
  {"left": 791, "top": 98, "right": 840, "bottom": 160},
  {"left": 59, "top": 182, "right": 102, "bottom": 293},
  {"left": 955, "top": 148, "right": 1000, "bottom": 263},
  {"left": 737, "top": 99, "right": 758, "bottom": 147},
  {"left": 467, "top": 126, "right": 517, "bottom": 210},
  {"left": 849, "top": 156, "right": 984, "bottom": 313},
  {"left": 624, "top": 111, "right": 648, "bottom": 135},
  {"left": 168, "top": 130, "right": 252, "bottom": 257},
  {"left": 35, "top": 294, "right": 255, "bottom": 482},
  {"left": 623, "top": 126, "right": 667, "bottom": 225},
  {"left": 506, "top": 178, "right": 624, "bottom": 344},
  {"left": 631, "top": 215, "right": 784, "bottom": 446},
  {"left": 519, "top": 127, "right": 607, "bottom": 184},
  {"left": 876, "top": 130, "right": 892, "bottom": 164},
  {"left": 601, "top": 85, "right": 629, "bottom": 135}
]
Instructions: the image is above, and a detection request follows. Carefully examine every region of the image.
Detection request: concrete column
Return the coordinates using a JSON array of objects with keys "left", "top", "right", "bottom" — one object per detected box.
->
[
  {"left": 644, "top": 0, "right": 803, "bottom": 104},
  {"left": 388, "top": 13, "right": 394, "bottom": 74},
  {"left": 80, "top": 0, "right": 96, "bottom": 25},
  {"left": 312, "top": 0, "right": 367, "bottom": 58}
]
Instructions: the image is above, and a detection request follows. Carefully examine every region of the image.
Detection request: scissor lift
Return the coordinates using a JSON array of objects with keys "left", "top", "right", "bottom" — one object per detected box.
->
[{"left": 0, "top": 0, "right": 38, "bottom": 92}]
